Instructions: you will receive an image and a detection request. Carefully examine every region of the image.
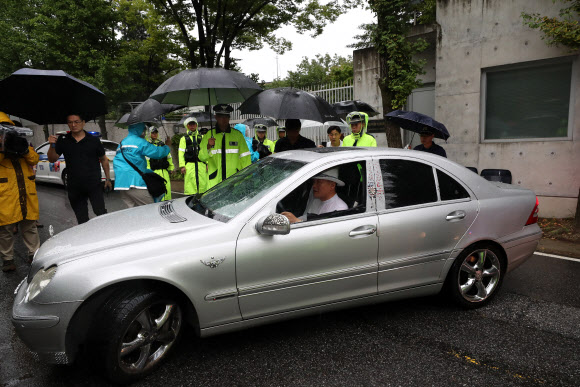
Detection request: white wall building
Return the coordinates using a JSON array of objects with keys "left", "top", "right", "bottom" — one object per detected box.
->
[{"left": 354, "top": 0, "right": 579, "bottom": 218}]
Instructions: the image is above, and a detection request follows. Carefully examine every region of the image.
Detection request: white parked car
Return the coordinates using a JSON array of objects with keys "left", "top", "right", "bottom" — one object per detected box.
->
[{"left": 34, "top": 134, "right": 117, "bottom": 187}]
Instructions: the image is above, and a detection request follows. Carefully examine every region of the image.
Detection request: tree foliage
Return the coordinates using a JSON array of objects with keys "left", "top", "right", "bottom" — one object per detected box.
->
[
  {"left": 522, "top": 0, "right": 580, "bottom": 51},
  {"left": 263, "top": 54, "right": 353, "bottom": 89},
  {"left": 287, "top": 54, "right": 353, "bottom": 88},
  {"left": 0, "top": 0, "right": 185, "bottom": 125},
  {"left": 150, "top": 0, "right": 361, "bottom": 69},
  {"left": 354, "top": 0, "right": 433, "bottom": 147}
]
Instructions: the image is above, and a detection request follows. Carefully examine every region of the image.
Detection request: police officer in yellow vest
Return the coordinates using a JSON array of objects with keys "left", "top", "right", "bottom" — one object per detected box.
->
[
  {"left": 146, "top": 127, "right": 174, "bottom": 201},
  {"left": 198, "top": 104, "right": 252, "bottom": 188},
  {"left": 252, "top": 124, "right": 275, "bottom": 159},
  {"left": 342, "top": 111, "right": 377, "bottom": 147},
  {"left": 178, "top": 117, "right": 208, "bottom": 194}
]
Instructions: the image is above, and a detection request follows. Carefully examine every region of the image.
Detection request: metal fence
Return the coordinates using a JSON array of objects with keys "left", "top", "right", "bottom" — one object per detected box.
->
[{"left": 303, "top": 80, "right": 353, "bottom": 105}]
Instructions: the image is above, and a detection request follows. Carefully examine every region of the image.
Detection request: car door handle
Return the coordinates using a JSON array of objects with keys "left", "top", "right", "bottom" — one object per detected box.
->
[
  {"left": 446, "top": 211, "right": 466, "bottom": 221},
  {"left": 349, "top": 226, "right": 376, "bottom": 237}
]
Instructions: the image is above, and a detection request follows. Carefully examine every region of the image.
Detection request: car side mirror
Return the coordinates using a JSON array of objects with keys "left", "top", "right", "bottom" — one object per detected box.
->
[{"left": 256, "top": 214, "right": 290, "bottom": 235}]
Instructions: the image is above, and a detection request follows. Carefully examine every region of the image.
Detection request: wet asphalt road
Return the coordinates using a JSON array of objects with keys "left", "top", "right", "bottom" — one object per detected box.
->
[{"left": 1, "top": 183, "right": 579, "bottom": 387}]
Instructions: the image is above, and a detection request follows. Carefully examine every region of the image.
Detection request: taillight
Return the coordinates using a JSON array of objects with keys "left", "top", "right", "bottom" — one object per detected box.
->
[{"left": 525, "top": 196, "right": 539, "bottom": 225}]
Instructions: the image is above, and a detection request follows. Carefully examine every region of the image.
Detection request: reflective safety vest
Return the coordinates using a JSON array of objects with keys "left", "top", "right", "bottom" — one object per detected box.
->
[
  {"left": 148, "top": 139, "right": 171, "bottom": 170},
  {"left": 342, "top": 133, "right": 377, "bottom": 147},
  {"left": 198, "top": 128, "right": 251, "bottom": 188},
  {"left": 342, "top": 112, "right": 377, "bottom": 147},
  {"left": 179, "top": 131, "right": 208, "bottom": 194}
]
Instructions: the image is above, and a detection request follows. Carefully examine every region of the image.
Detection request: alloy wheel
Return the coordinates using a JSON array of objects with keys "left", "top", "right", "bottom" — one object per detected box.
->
[
  {"left": 117, "top": 302, "right": 182, "bottom": 374},
  {"left": 457, "top": 249, "right": 501, "bottom": 303}
]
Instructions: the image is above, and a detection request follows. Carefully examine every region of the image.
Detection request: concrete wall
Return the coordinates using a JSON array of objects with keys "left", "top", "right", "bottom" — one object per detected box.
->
[
  {"left": 436, "top": 0, "right": 579, "bottom": 218},
  {"left": 353, "top": 47, "right": 383, "bottom": 115}
]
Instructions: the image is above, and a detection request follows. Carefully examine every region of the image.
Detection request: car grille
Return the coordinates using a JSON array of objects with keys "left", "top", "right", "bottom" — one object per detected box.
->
[{"left": 158, "top": 201, "right": 188, "bottom": 223}]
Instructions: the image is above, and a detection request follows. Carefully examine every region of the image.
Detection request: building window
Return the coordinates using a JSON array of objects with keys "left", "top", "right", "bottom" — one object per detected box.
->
[{"left": 483, "top": 60, "right": 573, "bottom": 140}]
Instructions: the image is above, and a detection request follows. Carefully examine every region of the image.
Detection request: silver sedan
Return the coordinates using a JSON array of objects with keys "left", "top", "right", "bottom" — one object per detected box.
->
[{"left": 12, "top": 147, "right": 542, "bottom": 383}]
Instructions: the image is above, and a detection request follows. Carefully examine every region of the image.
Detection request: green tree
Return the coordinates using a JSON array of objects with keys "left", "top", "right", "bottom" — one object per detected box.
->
[
  {"left": 0, "top": 0, "right": 185, "bottom": 138},
  {"left": 522, "top": 0, "right": 580, "bottom": 51},
  {"left": 262, "top": 54, "right": 352, "bottom": 90},
  {"left": 352, "top": 0, "right": 433, "bottom": 148},
  {"left": 106, "top": 0, "right": 185, "bottom": 107},
  {"left": 150, "top": 0, "right": 361, "bottom": 69},
  {"left": 286, "top": 54, "right": 353, "bottom": 88}
]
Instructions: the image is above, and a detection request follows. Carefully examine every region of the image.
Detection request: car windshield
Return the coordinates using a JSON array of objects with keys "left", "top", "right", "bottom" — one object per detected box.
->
[{"left": 186, "top": 157, "right": 306, "bottom": 222}]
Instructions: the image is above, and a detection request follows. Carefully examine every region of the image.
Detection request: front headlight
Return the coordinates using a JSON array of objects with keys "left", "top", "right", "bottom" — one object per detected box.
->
[{"left": 25, "top": 266, "right": 57, "bottom": 302}]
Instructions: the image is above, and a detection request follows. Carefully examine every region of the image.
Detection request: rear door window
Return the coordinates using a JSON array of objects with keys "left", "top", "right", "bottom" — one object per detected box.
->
[
  {"left": 379, "top": 159, "right": 437, "bottom": 209},
  {"left": 436, "top": 170, "right": 470, "bottom": 201}
]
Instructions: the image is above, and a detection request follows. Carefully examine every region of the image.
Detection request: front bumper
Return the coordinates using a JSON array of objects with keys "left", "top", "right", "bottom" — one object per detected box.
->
[{"left": 11, "top": 278, "right": 81, "bottom": 364}]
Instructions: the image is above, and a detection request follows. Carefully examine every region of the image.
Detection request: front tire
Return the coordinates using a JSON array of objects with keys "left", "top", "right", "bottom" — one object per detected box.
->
[
  {"left": 96, "top": 290, "right": 183, "bottom": 384},
  {"left": 447, "top": 243, "right": 505, "bottom": 309}
]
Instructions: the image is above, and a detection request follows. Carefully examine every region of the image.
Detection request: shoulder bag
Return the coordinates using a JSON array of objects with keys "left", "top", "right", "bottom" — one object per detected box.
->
[{"left": 120, "top": 141, "right": 167, "bottom": 198}]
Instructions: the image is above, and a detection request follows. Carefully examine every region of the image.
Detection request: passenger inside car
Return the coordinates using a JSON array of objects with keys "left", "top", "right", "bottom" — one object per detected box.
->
[{"left": 278, "top": 162, "right": 366, "bottom": 223}]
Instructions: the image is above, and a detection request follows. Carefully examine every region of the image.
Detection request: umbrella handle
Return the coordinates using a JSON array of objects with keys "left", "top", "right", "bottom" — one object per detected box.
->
[
  {"left": 404, "top": 132, "right": 415, "bottom": 149},
  {"left": 160, "top": 120, "right": 170, "bottom": 139}
]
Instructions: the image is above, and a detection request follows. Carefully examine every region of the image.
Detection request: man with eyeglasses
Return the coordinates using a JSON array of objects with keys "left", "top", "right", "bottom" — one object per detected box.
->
[{"left": 47, "top": 113, "right": 112, "bottom": 224}]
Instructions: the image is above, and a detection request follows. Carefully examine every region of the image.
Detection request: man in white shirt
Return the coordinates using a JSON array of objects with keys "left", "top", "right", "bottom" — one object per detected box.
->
[{"left": 282, "top": 167, "right": 348, "bottom": 223}]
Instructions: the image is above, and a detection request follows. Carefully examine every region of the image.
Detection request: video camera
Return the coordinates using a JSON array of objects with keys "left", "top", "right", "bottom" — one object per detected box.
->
[{"left": 0, "top": 123, "right": 33, "bottom": 156}]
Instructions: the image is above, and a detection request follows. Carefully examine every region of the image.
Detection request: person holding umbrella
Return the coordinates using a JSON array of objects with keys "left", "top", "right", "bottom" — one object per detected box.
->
[
  {"left": 47, "top": 113, "right": 112, "bottom": 224},
  {"left": 252, "top": 124, "right": 275, "bottom": 159},
  {"left": 342, "top": 112, "right": 377, "bottom": 147},
  {"left": 198, "top": 104, "right": 251, "bottom": 188},
  {"left": 147, "top": 127, "right": 174, "bottom": 200},
  {"left": 178, "top": 117, "right": 208, "bottom": 195},
  {"left": 413, "top": 127, "right": 447, "bottom": 158}
]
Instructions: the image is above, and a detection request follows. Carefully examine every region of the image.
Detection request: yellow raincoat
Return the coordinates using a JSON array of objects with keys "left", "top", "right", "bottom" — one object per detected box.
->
[{"left": 0, "top": 148, "right": 39, "bottom": 226}]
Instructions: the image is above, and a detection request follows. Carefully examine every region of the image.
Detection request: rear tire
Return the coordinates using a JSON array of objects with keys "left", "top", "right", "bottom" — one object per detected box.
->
[
  {"left": 446, "top": 243, "right": 505, "bottom": 309},
  {"left": 95, "top": 289, "right": 183, "bottom": 384}
]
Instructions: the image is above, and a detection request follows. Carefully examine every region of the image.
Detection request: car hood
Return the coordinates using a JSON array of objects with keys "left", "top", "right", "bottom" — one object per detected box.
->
[{"left": 34, "top": 198, "right": 217, "bottom": 268}]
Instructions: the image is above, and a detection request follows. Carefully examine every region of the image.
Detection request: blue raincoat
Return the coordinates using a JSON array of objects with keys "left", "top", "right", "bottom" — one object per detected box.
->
[
  {"left": 113, "top": 123, "right": 171, "bottom": 191},
  {"left": 233, "top": 124, "right": 259, "bottom": 163}
]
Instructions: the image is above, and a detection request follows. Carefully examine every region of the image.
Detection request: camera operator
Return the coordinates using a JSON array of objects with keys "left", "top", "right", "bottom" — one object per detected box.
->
[{"left": 0, "top": 120, "right": 40, "bottom": 273}]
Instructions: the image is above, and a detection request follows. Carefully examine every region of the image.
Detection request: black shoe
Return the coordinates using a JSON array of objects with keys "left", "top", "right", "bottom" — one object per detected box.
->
[{"left": 2, "top": 260, "right": 16, "bottom": 272}]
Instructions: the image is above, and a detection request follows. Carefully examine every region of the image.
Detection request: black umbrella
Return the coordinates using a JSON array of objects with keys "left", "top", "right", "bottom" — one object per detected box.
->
[
  {"left": 114, "top": 113, "right": 131, "bottom": 129},
  {"left": 178, "top": 111, "right": 214, "bottom": 126},
  {"left": 332, "top": 100, "right": 379, "bottom": 117},
  {"left": 385, "top": 110, "right": 450, "bottom": 140},
  {"left": 149, "top": 68, "right": 262, "bottom": 106},
  {"left": 0, "top": 68, "right": 107, "bottom": 124},
  {"left": 114, "top": 113, "right": 158, "bottom": 129},
  {"left": 126, "top": 99, "right": 183, "bottom": 126},
  {"left": 241, "top": 117, "right": 278, "bottom": 128},
  {"left": 238, "top": 88, "right": 339, "bottom": 123}
]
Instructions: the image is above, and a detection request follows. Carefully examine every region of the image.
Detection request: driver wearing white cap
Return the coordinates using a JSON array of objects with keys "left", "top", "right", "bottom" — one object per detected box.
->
[{"left": 281, "top": 167, "right": 348, "bottom": 223}]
